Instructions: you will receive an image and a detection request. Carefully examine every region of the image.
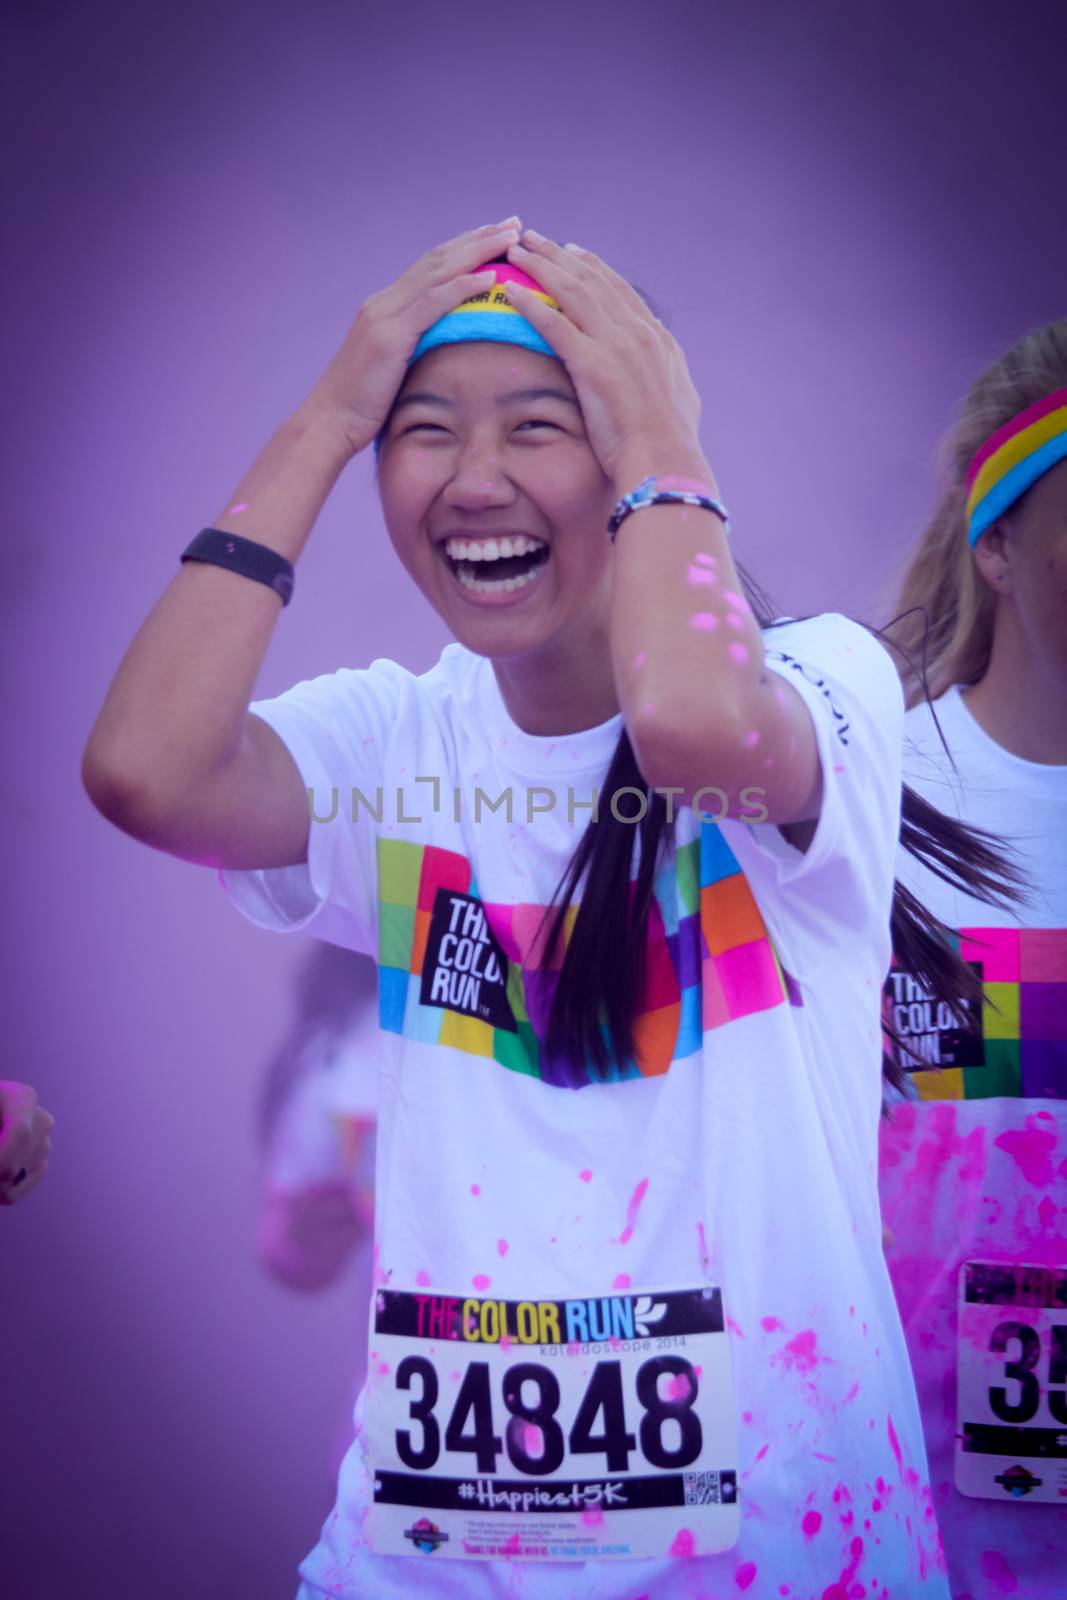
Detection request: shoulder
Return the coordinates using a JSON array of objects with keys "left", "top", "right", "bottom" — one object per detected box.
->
[{"left": 761, "top": 614, "right": 904, "bottom": 736}]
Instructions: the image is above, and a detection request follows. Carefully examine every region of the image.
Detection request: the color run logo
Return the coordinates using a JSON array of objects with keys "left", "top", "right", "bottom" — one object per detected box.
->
[
  {"left": 420, "top": 889, "right": 516, "bottom": 1031},
  {"left": 411, "top": 1293, "right": 665, "bottom": 1346}
]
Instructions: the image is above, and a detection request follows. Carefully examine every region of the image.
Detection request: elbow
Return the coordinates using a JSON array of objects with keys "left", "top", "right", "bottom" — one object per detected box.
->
[
  {"left": 630, "top": 700, "right": 756, "bottom": 800},
  {"left": 81, "top": 730, "right": 176, "bottom": 843}
]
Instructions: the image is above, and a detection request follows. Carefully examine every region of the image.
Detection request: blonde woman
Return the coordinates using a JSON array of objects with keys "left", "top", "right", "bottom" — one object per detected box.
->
[{"left": 880, "top": 322, "right": 1067, "bottom": 1599}]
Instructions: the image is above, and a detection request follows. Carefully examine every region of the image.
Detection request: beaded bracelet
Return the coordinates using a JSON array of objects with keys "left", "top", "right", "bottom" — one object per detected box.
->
[{"left": 608, "top": 475, "right": 731, "bottom": 542}]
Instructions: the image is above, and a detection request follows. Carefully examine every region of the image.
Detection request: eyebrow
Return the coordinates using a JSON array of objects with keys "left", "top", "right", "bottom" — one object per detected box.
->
[{"left": 391, "top": 387, "right": 581, "bottom": 412}]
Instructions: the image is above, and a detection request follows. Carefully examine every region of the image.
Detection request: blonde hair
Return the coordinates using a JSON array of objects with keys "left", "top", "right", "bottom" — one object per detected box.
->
[{"left": 889, "top": 319, "right": 1067, "bottom": 706}]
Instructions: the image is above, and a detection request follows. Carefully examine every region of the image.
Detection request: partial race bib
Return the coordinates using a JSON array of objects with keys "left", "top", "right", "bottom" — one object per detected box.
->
[
  {"left": 956, "top": 1261, "right": 1067, "bottom": 1504},
  {"left": 366, "top": 1283, "right": 739, "bottom": 1560}
]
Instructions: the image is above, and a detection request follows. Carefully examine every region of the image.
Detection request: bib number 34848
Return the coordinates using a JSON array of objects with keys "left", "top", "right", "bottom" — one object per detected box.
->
[{"left": 366, "top": 1285, "right": 739, "bottom": 1561}]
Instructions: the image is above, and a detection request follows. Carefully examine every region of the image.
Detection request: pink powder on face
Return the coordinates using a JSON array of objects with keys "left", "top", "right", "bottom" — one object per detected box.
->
[
  {"left": 618, "top": 1176, "right": 649, "bottom": 1245},
  {"left": 735, "top": 1560, "right": 758, "bottom": 1589},
  {"left": 670, "top": 1528, "right": 695, "bottom": 1557},
  {"left": 802, "top": 1510, "right": 822, "bottom": 1539},
  {"left": 579, "top": 1168, "right": 593, "bottom": 1183},
  {"left": 729, "top": 642, "right": 750, "bottom": 663},
  {"left": 472, "top": 1274, "right": 491, "bottom": 1290},
  {"left": 497, "top": 1238, "right": 509, "bottom": 1257},
  {"left": 689, "top": 611, "right": 719, "bottom": 632},
  {"left": 979, "top": 1551, "right": 1019, "bottom": 1593},
  {"left": 612, "top": 1272, "right": 631, "bottom": 1289}
]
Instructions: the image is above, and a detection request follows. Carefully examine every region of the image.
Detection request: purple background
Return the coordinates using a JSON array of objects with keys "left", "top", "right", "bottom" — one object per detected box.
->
[{"left": 3, "top": 1, "right": 1064, "bottom": 1595}]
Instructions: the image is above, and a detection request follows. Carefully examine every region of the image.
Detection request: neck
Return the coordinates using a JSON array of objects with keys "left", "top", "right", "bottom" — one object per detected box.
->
[
  {"left": 961, "top": 610, "right": 1067, "bottom": 764},
  {"left": 491, "top": 627, "right": 619, "bottom": 737}
]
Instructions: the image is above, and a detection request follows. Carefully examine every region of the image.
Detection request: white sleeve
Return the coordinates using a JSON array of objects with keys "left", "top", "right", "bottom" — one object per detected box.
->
[
  {"left": 723, "top": 614, "right": 904, "bottom": 979},
  {"left": 219, "top": 658, "right": 411, "bottom": 955}
]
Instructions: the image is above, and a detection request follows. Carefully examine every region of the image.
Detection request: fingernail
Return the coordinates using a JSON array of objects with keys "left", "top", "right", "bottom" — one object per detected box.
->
[
  {"left": 499, "top": 214, "right": 522, "bottom": 227},
  {"left": 522, "top": 227, "right": 545, "bottom": 245},
  {"left": 563, "top": 242, "right": 582, "bottom": 253}
]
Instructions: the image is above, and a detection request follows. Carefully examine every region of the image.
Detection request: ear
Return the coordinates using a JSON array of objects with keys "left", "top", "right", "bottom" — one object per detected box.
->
[{"left": 972, "top": 521, "right": 1014, "bottom": 595}]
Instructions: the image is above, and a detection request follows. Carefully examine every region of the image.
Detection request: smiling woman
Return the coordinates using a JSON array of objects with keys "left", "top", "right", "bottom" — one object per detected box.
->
[{"left": 83, "top": 219, "right": 1015, "bottom": 1599}]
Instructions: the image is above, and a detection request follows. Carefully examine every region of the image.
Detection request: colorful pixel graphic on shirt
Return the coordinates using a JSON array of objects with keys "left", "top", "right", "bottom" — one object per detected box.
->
[
  {"left": 885, "top": 927, "right": 1067, "bottom": 1101},
  {"left": 375, "top": 824, "right": 798, "bottom": 1089}
]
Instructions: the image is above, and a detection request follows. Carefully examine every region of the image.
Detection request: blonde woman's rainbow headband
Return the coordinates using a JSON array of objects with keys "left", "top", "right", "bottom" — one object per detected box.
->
[
  {"left": 374, "top": 261, "right": 561, "bottom": 455},
  {"left": 965, "top": 385, "right": 1067, "bottom": 546}
]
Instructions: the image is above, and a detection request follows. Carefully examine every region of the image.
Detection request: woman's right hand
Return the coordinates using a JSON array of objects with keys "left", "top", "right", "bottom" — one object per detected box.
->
[{"left": 307, "top": 217, "right": 522, "bottom": 457}]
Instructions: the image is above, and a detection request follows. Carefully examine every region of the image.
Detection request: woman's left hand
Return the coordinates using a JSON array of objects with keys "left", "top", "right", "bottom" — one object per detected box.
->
[{"left": 503, "top": 231, "right": 703, "bottom": 480}]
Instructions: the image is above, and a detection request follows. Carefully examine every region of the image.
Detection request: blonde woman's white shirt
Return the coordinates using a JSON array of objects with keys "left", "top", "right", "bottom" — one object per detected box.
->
[{"left": 880, "top": 684, "right": 1067, "bottom": 1600}]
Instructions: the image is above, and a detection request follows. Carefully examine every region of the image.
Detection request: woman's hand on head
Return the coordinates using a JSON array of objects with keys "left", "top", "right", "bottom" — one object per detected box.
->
[
  {"left": 307, "top": 218, "right": 523, "bottom": 458},
  {"left": 501, "top": 232, "right": 704, "bottom": 482},
  {"left": 0, "top": 1081, "right": 53, "bottom": 1206}
]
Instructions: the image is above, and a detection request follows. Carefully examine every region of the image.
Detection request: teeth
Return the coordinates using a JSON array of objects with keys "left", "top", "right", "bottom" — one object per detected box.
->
[
  {"left": 443, "top": 534, "right": 546, "bottom": 562},
  {"left": 456, "top": 562, "right": 548, "bottom": 595}
]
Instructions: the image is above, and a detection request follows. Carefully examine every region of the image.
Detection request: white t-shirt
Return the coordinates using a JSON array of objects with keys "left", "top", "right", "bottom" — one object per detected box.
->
[
  {"left": 879, "top": 685, "right": 1067, "bottom": 1599},
  {"left": 225, "top": 614, "right": 949, "bottom": 1598}
]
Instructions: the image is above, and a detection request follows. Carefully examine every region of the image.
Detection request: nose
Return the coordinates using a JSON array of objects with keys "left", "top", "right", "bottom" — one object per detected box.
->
[{"left": 441, "top": 435, "right": 518, "bottom": 510}]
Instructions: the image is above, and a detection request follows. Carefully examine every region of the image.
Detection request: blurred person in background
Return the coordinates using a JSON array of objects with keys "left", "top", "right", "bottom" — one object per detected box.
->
[
  {"left": 0, "top": 1081, "right": 54, "bottom": 1204},
  {"left": 880, "top": 321, "right": 1067, "bottom": 1600}
]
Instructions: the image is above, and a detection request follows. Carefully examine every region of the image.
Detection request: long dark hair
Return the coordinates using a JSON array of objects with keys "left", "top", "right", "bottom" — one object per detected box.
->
[{"left": 542, "top": 571, "right": 1025, "bottom": 1094}]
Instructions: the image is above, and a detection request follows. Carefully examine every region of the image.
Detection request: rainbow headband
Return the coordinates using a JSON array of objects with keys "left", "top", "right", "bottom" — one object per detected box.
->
[
  {"left": 965, "top": 385, "right": 1067, "bottom": 546},
  {"left": 374, "top": 262, "right": 561, "bottom": 454}
]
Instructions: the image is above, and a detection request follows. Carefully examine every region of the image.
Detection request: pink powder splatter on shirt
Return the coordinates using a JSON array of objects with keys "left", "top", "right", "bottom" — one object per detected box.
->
[
  {"left": 802, "top": 1510, "right": 822, "bottom": 1539},
  {"left": 727, "top": 1315, "right": 746, "bottom": 1339},
  {"left": 761, "top": 1315, "right": 784, "bottom": 1333},
  {"left": 734, "top": 1560, "right": 758, "bottom": 1589},
  {"left": 581, "top": 1504, "right": 604, "bottom": 1528},
  {"left": 470, "top": 1183, "right": 481, "bottom": 1196},
  {"left": 729, "top": 642, "right": 750, "bottom": 663},
  {"left": 472, "top": 1274, "right": 491, "bottom": 1290},
  {"left": 501, "top": 1531, "right": 521, "bottom": 1557},
  {"left": 497, "top": 1238, "right": 509, "bottom": 1257},
  {"left": 979, "top": 1550, "right": 1019, "bottom": 1593},
  {"left": 753, "top": 1441, "right": 769, "bottom": 1463},
  {"left": 995, "top": 1116, "right": 1057, "bottom": 1186},
  {"left": 774, "top": 1328, "right": 822, "bottom": 1372},
  {"left": 689, "top": 611, "right": 719, "bottom": 632},
  {"left": 612, "top": 1272, "right": 631, "bottom": 1289},
  {"left": 844, "top": 1382, "right": 860, "bottom": 1403},
  {"left": 415, "top": 1269, "right": 431, "bottom": 1286},
  {"left": 1038, "top": 1194, "right": 1057, "bottom": 1228},
  {"left": 670, "top": 1528, "right": 695, "bottom": 1557},
  {"left": 887, "top": 1414, "right": 904, "bottom": 1473},
  {"left": 579, "top": 1168, "right": 593, "bottom": 1183},
  {"left": 618, "top": 1176, "right": 649, "bottom": 1245}
]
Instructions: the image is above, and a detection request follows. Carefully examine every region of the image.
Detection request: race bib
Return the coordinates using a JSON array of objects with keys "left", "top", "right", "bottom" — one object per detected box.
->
[
  {"left": 956, "top": 1261, "right": 1067, "bottom": 1504},
  {"left": 365, "top": 1283, "right": 739, "bottom": 1560}
]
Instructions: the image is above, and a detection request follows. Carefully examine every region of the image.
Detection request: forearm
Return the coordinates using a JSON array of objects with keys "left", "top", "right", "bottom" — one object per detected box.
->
[
  {"left": 610, "top": 437, "right": 765, "bottom": 788},
  {"left": 84, "top": 400, "right": 353, "bottom": 814}
]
